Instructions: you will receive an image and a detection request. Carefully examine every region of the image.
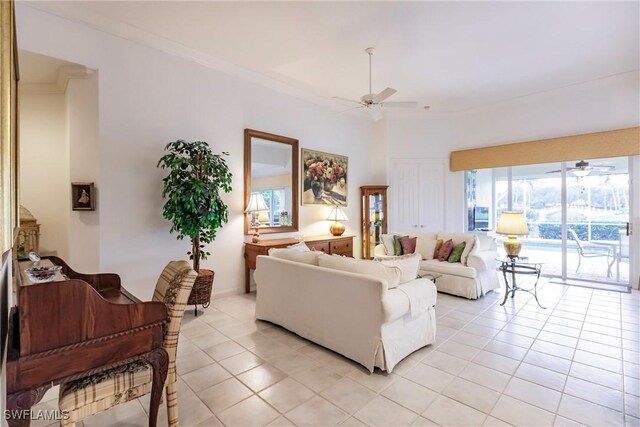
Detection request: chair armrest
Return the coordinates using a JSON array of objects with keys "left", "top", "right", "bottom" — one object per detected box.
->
[{"left": 467, "top": 250, "right": 496, "bottom": 271}]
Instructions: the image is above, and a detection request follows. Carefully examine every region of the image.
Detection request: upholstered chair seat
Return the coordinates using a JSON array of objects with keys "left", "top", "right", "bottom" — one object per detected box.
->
[{"left": 58, "top": 261, "right": 197, "bottom": 427}]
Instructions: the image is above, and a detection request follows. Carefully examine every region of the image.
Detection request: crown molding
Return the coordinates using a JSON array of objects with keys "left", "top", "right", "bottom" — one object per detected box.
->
[{"left": 20, "top": 65, "right": 94, "bottom": 94}]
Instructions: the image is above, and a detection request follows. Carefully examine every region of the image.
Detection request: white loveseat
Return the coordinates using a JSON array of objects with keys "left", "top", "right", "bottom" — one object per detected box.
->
[
  {"left": 254, "top": 253, "right": 437, "bottom": 373},
  {"left": 375, "top": 232, "right": 499, "bottom": 299}
]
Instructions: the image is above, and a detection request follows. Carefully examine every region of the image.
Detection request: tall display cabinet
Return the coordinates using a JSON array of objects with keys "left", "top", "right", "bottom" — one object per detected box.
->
[{"left": 361, "top": 186, "right": 388, "bottom": 259}]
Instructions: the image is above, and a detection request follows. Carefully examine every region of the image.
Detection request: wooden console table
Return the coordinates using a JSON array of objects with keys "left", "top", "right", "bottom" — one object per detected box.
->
[{"left": 244, "top": 235, "right": 354, "bottom": 292}]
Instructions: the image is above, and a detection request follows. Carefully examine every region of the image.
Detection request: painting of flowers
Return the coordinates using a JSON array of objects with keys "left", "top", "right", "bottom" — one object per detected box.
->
[{"left": 301, "top": 149, "right": 348, "bottom": 206}]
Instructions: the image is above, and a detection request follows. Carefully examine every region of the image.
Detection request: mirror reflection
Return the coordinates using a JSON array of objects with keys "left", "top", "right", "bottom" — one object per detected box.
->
[
  {"left": 250, "top": 138, "right": 293, "bottom": 228},
  {"left": 244, "top": 129, "right": 299, "bottom": 235}
]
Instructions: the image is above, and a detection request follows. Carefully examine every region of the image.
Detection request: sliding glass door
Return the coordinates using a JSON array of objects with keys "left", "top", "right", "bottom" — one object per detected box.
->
[{"left": 466, "top": 157, "right": 632, "bottom": 286}]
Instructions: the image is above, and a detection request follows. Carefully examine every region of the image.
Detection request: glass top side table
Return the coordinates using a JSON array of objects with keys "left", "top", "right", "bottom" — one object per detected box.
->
[{"left": 495, "top": 257, "right": 546, "bottom": 309}]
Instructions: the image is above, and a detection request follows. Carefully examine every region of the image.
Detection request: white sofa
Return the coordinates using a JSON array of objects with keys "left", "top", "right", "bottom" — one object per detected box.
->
[
  {"left": 375, "top": 232, "right": 499, "bottom": 299},
  {"left": 254, "top": 253, "right": 437, "bottom": 373}
]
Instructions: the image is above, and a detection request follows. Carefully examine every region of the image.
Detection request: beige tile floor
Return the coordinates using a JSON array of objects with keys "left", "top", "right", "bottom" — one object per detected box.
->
[{"left": 33, "top": 278, "right": 639, "bottom": 427}]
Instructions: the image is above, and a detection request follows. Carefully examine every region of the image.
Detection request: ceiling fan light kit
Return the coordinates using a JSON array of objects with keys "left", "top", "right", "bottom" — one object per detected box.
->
[{"left": 333, "top": 47, "right": 420, "bottom": 121}]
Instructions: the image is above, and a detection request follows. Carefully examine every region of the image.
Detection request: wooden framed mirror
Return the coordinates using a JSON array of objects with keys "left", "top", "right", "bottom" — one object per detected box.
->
[{"left": 244, "top": 129, "right": 299, "bottom": 235}]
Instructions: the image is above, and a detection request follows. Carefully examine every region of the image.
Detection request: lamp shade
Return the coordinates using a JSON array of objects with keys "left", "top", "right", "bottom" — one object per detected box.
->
[
  {"left": 245, "top": 193, "right": 269, "bottom": 213},
  {"left": 496, "top": 211, "right": 529, "bottom": 236},
  {"left": 326, "top": 206, "right": 348, "bottom": 222}
]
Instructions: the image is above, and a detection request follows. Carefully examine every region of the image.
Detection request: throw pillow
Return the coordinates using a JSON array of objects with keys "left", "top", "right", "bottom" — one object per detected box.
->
[
  {"left": 375, "top": 253, "right": 421, "bottom": 284},
  {"left": 433, "top": 239, "right": 444, "bottom": 258},
  {"left": 393, "top": 235, "right": 407, "bottom": 256},
  {"left": 448, "top": 241, "right": 466, "bottom": 263},
  {"left": 399, "top": 236, "right": 417, "bottom": 254},
  {"left": 318, "top": 255, "right": 402, "bottom": 288},
  {"left": 437, "top": 239, "right": 454, "bottom": 261},
  {"left": 287, "top": 241, "right": 311, "bottom": 252},
  {"left": 380, "top": 234, "right": 396, "bottom": 255},
  {"left": 415, "top": 236, "right": 437, "bottom": 260},
  {"left": 268, "top": 248, "right": 323, "bottom": 265}
]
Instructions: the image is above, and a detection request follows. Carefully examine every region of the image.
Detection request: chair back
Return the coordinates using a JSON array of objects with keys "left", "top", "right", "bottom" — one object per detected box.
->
[
  {"left": 568, "top": 229, "right": 585, "bottom": 254},
  {"left": 152, "top": 260, "right": 197, "bottom": 384}
]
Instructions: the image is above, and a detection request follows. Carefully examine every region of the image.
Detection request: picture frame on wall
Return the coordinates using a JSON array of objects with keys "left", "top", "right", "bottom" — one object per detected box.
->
[
  {"left": 301, "top": 148, "right": 348, "bottom": 206},
  {"left": 71, "top": 182, "right": 96, "bottom": 211}
]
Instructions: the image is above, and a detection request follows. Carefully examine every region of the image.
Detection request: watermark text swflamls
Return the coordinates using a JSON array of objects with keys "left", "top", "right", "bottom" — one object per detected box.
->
[{"left": 4, "top": 409, "right": 70, "bottom": 421}]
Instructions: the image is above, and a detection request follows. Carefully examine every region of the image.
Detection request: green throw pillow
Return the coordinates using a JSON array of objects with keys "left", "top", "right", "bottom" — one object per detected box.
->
[
  {"left": 448, "top": 241, "right": 466, "bottom": 263},
  {"left": 393, "top": 235, "right": 406, "bottom": 256}
]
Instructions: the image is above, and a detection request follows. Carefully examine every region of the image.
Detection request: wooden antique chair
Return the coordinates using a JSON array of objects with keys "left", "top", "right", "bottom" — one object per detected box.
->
[
  {"left": 58, "top": 261, "right": 197, "bottom": 427},
  {"left": 568, "top": 229, "right": 613, "bottom": 275}
]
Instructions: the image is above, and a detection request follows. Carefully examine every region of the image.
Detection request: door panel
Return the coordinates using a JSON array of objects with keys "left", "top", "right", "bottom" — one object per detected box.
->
[
  {"left": 389, "top": 161, "right": 420, "bottom": 232},
  {"left": 418, "top": 160, "right": 445, "bottom": 232}
]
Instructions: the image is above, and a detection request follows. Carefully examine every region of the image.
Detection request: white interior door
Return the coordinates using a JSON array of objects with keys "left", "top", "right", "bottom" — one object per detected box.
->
[
  {"left": 389, "top": 160, "right": 420, "bottom": 232},
  {"left": 418, "top": 159, "right": 446, "bottom": 232}
]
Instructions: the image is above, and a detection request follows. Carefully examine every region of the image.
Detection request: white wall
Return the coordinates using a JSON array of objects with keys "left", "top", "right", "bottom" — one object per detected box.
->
[
  {"left": 19, "top": 93, "right": 70, "bottom": 259},
  {"left": 17, "top": 5, "right": 374, "bottom": 298},
  {"left": 67, "top": 72, "right": 100, "bottom": 272}
]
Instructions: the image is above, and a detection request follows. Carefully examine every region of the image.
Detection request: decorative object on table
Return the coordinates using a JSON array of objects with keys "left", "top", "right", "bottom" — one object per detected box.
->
[
  {"left": 158, "top": 140, "right": 232, "bottom": 315},
  {"left": 327, "top": 206, "right": 348, "bottom": 236},
  {"left": 245, "top": 193, "right": 269, "bottom": 243},
  {"left": 71, "top": 182, "right": 96, "bottom": 211},
  {"left": 496, "top": 211, "right": 529, "bottom": 258},
  {"left": 28, "top": 251, "right": 40, "bottom": 263},
  {"left": 361, "top": 186, "right": 388, "bottom": 259},
  {"left": 302, "top": 148, "right": 348, "bottom": 206},
  {"left": 24, "top": 265, "right": 62, "bottom": 283},
  {"left": 13, "top": 206, "right": 40, "bottom": 259}
]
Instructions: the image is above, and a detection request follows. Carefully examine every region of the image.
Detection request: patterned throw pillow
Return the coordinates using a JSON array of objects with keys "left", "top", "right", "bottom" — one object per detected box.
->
[
  {"left": 399, "top": 236, "right": 417, "bottom": 254},
  {"left": 433, "top": 239, "right": 444, "bottom": 258},
  {"left": 448, "top": 241, "right": 467, "bottom": 263},
  {"left": 437, "top": 239, "right": 454, "bottom": 261},
  {"left": 393, "top": 235, "right": 407, "bottom": 256}
]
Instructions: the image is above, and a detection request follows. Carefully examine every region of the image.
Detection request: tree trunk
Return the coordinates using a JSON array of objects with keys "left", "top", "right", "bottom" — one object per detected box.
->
[{"left": 192, "top": 235, "right": 200, "bottom": 272}]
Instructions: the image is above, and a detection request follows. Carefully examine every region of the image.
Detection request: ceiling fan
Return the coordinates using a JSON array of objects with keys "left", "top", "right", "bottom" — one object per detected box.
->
[
  {"left": 546, "top": 160, "right": 615, "bottom": 177},
  {"left": 333, "top": 47, "right": 419, "bottom": 121}
]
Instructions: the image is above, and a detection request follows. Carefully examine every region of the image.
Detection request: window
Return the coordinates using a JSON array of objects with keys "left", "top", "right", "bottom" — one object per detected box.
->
[{"left": 252, "top": 188, "right": 286, "bottom": 226}]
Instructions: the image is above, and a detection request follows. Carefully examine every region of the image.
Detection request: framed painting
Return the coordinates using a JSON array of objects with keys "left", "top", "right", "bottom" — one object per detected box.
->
[
  {"left": 71, "top": 182, "right": 96, "bottom": 211},
  {"left": 301, "top": 148, "right": 348, "bottom": 206}
]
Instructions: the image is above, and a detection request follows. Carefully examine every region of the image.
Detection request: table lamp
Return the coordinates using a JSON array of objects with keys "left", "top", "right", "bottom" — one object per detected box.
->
[
  {"left": 245, "top": 194, "right": 269, "bottom": 243},
  {"left": 327, "top": 206, "right": 348, "bottom": 236},
  {"left": 496, "top": 211, "right": 529, "bottom": 258}
]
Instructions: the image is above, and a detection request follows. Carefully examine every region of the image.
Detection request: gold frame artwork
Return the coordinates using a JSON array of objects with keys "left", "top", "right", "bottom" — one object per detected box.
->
[
  {"left": 301, "top": 148, "right": 348, "bottom": 206},
  {"left": 1, "top": 0, "right": 19, "bottom": 254}
]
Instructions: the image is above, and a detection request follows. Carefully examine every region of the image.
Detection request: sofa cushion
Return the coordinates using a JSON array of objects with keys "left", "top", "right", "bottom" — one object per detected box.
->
[
  {"left": 375, "top": 253, "right": 421, "bottom": 284},
  {"left": 448, "top": 241, "right": 466, "bottom": 263},
  {"left": 433, "top": 239, "right": 444, "bottom": 258},
  {"left": 383, "top": 279, "right": 437, "bottom": 323},
  {"left": 318, "top": 255, "right": 402, "bottom": 288},
  {"left": 287, "top": 241, "right": 311, "bottom": 252},
  {"left": 420, "top": 259, "right": 478, "bottom": 279},
  {"left": 380, "top": 234, "right": 396, "bottom": 255},
  {"left": 268, "top": 248, "right": 323, "bottom": 265},
  {"left": 415, "top": 237, "right": 437, "bottom": 261},
  {"left": 399, "top": 236, "right": 417, "bottom": 254},
  {"left": 437, "top": 239, "right": 454, "bottom": 261},
  {"left": 437, "top": 233, "right": 476, "bottom": 265},
  {"left": 393, "top": 235, "right": 406, "bottom": 255}
]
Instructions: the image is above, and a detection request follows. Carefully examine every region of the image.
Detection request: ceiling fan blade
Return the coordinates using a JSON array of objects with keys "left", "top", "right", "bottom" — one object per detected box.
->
[
  {"left": 545, "top": 170, "right": 562, "bottom": 174},
  {"left": 592, "top": 165, "right": 615, "bottom": 171},
  {"left": 332, "top": 96, "right": 363, "bottom": 105},
  {"left": 381, "top": 101, "right": 418, "bottom": 108},
  {"left": 373, "top": 87, "right": 397, "bottom": 103},
  {"left": 367, "top": 105, "right": 383, "bottom": 121}
]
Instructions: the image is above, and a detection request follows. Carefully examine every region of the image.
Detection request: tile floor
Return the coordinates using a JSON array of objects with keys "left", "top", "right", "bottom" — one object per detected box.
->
[{"left": 33, "top": 278, "right": 639, "bottom": 427}]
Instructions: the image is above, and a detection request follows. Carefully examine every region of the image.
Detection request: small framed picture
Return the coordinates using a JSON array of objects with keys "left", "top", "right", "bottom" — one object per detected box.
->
[{"left": 71, "top": 182, "right": 96, "bottom": 211}]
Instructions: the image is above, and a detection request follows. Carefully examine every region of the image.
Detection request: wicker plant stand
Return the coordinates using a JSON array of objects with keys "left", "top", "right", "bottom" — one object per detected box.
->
[{"left": 188, "top": 269, "right": 214, "bottom": 316}]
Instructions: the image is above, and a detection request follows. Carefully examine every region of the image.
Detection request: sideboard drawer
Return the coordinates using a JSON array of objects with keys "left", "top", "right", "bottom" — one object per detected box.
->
[
  {"left": 330, "top": 239, "right": 352, "bottom": 256},
  {"left": 306, "top": 241, "right": 330, "bottom": 253}
]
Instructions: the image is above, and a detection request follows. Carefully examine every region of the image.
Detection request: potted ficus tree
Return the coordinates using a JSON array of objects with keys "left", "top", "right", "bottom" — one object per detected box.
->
[{"left": 158, "top": 140, "right": 232, "bottom": 314}]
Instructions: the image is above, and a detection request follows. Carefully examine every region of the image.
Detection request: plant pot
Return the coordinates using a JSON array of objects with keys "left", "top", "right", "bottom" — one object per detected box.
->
[{"left": 188, "top": 269, "right": 214, "bottom": 315}]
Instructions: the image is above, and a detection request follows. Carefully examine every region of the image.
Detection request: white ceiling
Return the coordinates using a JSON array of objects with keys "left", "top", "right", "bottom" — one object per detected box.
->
[{"left": 25, "top": 1, "right": 639, "bottom": 112}]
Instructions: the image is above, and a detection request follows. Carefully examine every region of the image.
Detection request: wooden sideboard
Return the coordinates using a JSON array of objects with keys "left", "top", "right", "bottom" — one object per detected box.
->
[{"left": 243, "top": 235, "right": 354, "bottom": 292}]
